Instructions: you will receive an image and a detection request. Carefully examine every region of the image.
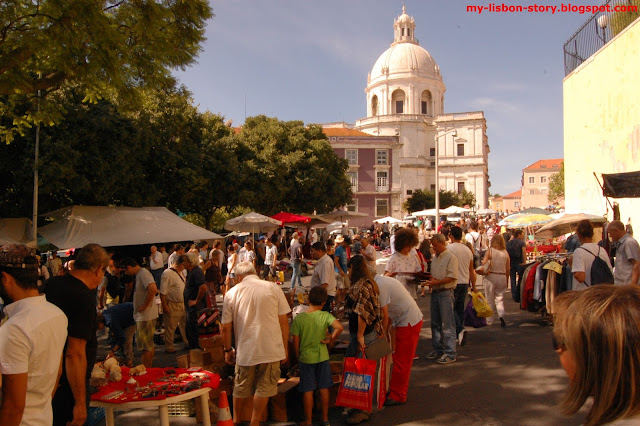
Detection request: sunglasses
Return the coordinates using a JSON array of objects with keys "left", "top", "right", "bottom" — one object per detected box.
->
[{"left": 552, "top": 334, "right": 564, "bottom": 351}]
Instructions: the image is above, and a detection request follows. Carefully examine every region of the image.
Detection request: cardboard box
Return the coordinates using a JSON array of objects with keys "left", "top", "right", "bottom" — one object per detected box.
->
[
  {"left": 204, "top": 346, "right": 225, "bottom": 363},
  {"left": 195, "top": 398, "right": 219, "bottom": 424},
  {"left": 199, "top": 334, "right": 223, "bottom": 349},
  {"left": 236, "top": 396, "right": 268, "bottom": 423},
  {"left": 209, "top": 377, "right": 233, "bottom": 401},
  {"left": 189, "top": 349, "right": 212, "bottom": 367},
  {"left": 176, "top": 354, "right": 189, "bottom": 368},
  {"left": 268, "top": 377, "right": 302, "bottom": 422}
]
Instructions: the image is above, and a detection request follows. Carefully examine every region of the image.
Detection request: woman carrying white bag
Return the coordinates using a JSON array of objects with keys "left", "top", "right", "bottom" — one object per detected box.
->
[{"left": 476, "top": 234, "right": 510, "bottom": 327}]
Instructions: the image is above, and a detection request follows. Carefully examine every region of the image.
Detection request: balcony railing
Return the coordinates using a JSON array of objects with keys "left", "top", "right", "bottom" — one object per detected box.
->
[{"left": 563, "top": 0, "right": 640, "bottom": 75}]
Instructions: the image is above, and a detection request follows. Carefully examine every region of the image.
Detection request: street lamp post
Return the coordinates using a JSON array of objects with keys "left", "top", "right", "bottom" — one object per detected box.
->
[
  {"left": 597, "top": 14, "right": 609, "bottom": 46},
  {"left": 435, "top": 128, "right": 457, "bottom": 228}
]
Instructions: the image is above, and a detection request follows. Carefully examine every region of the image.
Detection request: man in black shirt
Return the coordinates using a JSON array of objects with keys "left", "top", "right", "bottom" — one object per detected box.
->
[
  {"left": 506, "top": 230, "right": 527, "bottom": 302},
  {"left": 45, "top": 244, "right": 110, "bottom": 426}
]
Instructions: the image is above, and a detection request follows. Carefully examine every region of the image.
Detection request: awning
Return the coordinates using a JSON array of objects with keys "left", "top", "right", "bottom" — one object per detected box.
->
[
  {"left": 39, "top": 206, "right": 222, "bottom": 249},
  {"left": 602, "top": 171, "right": 640, "bottom": 198},
  {"left": 0, "top": 218, "right": 36, "bottom": 247}
]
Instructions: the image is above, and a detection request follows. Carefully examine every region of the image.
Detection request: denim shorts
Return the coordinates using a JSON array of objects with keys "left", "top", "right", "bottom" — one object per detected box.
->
[{"left": 298, "top": 360, "right": 333, "bottom": 392}]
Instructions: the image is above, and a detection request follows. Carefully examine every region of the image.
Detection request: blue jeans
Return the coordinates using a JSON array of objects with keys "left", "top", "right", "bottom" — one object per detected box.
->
[
  {"left": 430, "top": 289, "right": 456, "bottom": 358},
  {"left": 510, "top": 264, "right": 522, "bottom": 302},
  {"left": 290, "top": 261, "right": 302, "bottom": 288},
  {"left": 453, "top": 284, "right": 468, "bottom": 335},
  {"left": 151, "top": 268, "right": 163, "bottom": 288}
]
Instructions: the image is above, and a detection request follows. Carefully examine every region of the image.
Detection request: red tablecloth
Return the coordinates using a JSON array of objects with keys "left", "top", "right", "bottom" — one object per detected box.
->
[{"left": 91, "top": 367, "right": 220, "bottom": 403}]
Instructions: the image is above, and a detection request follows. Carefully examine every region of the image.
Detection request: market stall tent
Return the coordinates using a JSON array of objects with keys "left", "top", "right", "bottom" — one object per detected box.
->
[
  {"left": 0, "top": 218, "right": 36, "bottom": 247},
  {"left": 38, "top": 206, "right": 222, "bottom": 249}
]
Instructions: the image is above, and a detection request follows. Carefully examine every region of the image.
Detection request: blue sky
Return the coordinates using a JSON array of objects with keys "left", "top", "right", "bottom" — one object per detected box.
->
[{"left": 174, "top": 0, "right": 591, "bottom": 196}]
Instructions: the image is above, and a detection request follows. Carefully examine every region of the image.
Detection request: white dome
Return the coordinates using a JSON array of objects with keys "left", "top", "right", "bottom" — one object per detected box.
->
[{"left": 369, "top": 42, "right": 441, "bottom": 83}]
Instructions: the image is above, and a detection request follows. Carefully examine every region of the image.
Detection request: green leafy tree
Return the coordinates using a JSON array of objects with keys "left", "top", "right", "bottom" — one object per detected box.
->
[
  {"left": 404, "top": 189, "right": 476, "bottom": 212},
  {"left": 0, "top": 0, "right": 213, "bottom": 143},
  {"left": 233, "top": 116, "right": 352, "bottom": 215},
  {"left": 548, "top": 162, "right": 565, "bottom": 205}
]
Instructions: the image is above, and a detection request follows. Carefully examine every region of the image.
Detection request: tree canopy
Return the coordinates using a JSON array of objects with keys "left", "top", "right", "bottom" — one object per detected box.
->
[
  {"left": 403, "top": 189, "right": 476, "bottom": 213},
  {"left": 548, "top": 162, "right": 565, "bottom": 205},
  {"left": 0, "top": 0, "right": 212, "bottom": 143},
  {"left": 0, "top": 87, "right": 353, "bottom": 228}
]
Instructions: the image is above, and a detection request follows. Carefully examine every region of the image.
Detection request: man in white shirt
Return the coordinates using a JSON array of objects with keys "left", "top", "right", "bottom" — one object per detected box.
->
[
  {"left": 263, "top": 238, "right": 278, "bottom": 281},
  {"left": 465, "top": 222, "right": 481, "bottom": 267},
  {"left": 47, "top": 251, "right": 63, "bottom": 276},
  {"left": 160, "top": 246, "right": 169, "bottom": 268},
  {"left": 122, "top": 257, "right": 159, "bottom": 368},
  {"left": 572, "top": 220, "right": 613, "bottom": 290},
  {"left": 360, "top": 237, "right": 377, "bottom": 275},
  {"left": 149, "top": 245, "right": 164, "bottom": 287},
  {"left": 448, "top": 226, "right": 477, "bottom": 346},
  {"left": 0, "top": 244, "right": 68, "bottom": 425},
  {"left": 608, "top": 220, "right": 640, "bottom": 285},
  {"left": 310, "top": 242, "right": 337, "bottom": 312},
  {"left": 221, "top": 262, "right": 291, "bottom": 425},
  {"left": 159, "top": 255, "right": 188, "bottom": 353},
  {"left": 375, "top": 274, "right": 423, "bottom": 405}
]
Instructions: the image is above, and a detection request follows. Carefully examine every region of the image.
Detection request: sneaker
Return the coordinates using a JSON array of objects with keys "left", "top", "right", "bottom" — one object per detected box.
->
[
  {"left": 436, "top": 354, "right": 457, "bottom": 364},
  {"left": 425, "top": 351, "right": 442, "bottom": 359},
  {"left": 458, "top": 329, "right": 467, "bottom": 347},
  {"left": 384, "top": 397, "right": 405, "bottom": 406},
  {"left": 500, "top": 317, "right": 506, "bottom": 328}
]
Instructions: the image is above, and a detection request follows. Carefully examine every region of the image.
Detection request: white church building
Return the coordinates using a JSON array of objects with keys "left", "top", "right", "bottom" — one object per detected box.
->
[{"left": 326, "top": 6, "right": 490, "bottom": 222}]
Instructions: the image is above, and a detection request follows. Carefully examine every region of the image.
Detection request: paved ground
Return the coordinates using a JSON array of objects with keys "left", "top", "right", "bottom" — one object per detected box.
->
[{"left": 95, "top": 262, "right": 589, "bottom": 425}]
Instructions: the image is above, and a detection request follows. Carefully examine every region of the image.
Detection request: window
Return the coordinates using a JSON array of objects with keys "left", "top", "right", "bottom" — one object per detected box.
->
[
  {"left": 406, "top": 189, "right": 413, "bottom": 195},
  {"left": 541, "top": 176, "right": 547, "bottom": 183},
  {"left": 430, "top": 148, "right": 435, "bottom": 157},
  {"left": 348, "top": 172, "right": 358, "bottom": 192},
  {"left": 541, "top": 165, "right": 547, "bottom": 168},
  {"left": 457, "top": 182, "right": 465, "bottom": 193},
  {"left": 528, "top": 177, "right": 534, "bottom": 184},
  {"left": 346, "top": 149, "right": 358, "bottom": 165},
  {"left": 552, "top": 164, "right": 559, "bottom": 168},
  {"left": 376, "top": 171, "right": 388, "bottom": 191},
  {"left": 430, "top": 184, "right": 436, "bottom": 191},
  {"left": 392, "top": 89, "right": 405, "bottom": 114},
  {"left": 421, "top": 90, "right": 432, "bottom": 116},
  {"left": 430, "top": 161, "right": 436, "bottom": 167},
  {"left": 457, "top": 144, "right": 465, "bottom": 156},
  {"left": 371, "top": 95, "right": 378, "bottom": 117},
  {"left": 347, "top": 199, "right": 358, "bottom": 212},
  {"left": 542, "top": 188, "right": 548, "bottom": 194},
  {"left": 515, "top": 201, "right": 520, "bottom": 208},
  {"left": 376, "top": 199, "right": 389, "bottom": 217},
  {"left": 376, "top": 150, "right": 388, "bottom": 165},
  {"left": 530, "top": 189, "right": 535, "bottom": 195}
]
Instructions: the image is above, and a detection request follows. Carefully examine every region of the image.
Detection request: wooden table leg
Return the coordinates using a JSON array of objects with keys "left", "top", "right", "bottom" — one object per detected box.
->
[
  {"left": 105, "top": 407, "right": 115, "bottom": 426},
  {"left": 159, "top": 404, "right": 170, "bottom": 426},
  {"left": 200, "top": 393, "right": 212, "bottom": 426}
]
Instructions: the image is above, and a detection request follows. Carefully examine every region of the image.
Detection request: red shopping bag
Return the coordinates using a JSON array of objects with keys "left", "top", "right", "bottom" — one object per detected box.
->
[{"left": 335, "top": 354, "right": 377, "bottom": 411}]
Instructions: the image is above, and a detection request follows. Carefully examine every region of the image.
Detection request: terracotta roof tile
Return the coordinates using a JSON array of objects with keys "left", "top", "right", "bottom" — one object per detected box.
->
[
  {"left": 503, "top": 189, "right": 522, "bottom": 199},
  {"left": 322, "top": 128, "right": 371, "bottom": 137},
  {"left": 523, "top": 159, "right": 563, "bottom": 171}
]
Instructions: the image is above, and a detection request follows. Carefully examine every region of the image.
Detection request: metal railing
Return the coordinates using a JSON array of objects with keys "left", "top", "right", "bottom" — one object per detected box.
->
[{"left": 564, "top": 0, "right": 640, "bottom": 75}]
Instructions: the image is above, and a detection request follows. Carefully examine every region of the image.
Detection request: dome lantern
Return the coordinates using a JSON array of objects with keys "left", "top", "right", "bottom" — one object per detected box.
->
[{"left": 393, "top": 5, "right": 417, "bottom": 45}]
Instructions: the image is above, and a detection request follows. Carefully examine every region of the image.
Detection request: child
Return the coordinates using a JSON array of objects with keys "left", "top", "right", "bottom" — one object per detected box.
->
[{"left": 291, "top": 286, "right": 344, "bottom": 426}]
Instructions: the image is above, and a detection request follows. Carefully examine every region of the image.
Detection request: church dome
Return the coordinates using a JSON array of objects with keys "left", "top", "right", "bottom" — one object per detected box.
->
[
  {"left": 368, "top": 6, "right": 442, "bottom": 84},
  {"left": 369, "top": 43, "right": 441, "bottom": 83}
]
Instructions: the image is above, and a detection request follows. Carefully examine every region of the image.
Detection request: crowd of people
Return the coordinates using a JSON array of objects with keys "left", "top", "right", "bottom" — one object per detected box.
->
[{"left": 1, "top": 213, "right": 640, "bottom": 425}]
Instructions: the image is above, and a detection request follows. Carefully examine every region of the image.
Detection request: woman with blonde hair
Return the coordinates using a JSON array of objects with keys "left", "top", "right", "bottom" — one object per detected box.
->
[
  {"left": 553, "top": 285, "right": 640, "bottom": 425},
  {"left": 477, "top": 234, "right": 510, "bottom": 327}
]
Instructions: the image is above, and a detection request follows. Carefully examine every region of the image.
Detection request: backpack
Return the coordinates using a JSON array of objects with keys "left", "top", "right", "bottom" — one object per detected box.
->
[
  {"left": 104, "top": 271, "right": 121, "bottom": 299},
  {"left": 577, "top": 246, "right": 614, "bottom": 285}
]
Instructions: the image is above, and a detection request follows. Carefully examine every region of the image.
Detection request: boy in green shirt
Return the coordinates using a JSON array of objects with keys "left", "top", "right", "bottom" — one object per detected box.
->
[{"left": 291, "top": 286, "right": 344, "bottom": 426}]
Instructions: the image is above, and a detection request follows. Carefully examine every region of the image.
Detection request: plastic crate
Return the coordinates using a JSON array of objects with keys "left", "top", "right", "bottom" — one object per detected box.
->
[{"left": 167, "top": 399, "right": 195, "bottom": 417}]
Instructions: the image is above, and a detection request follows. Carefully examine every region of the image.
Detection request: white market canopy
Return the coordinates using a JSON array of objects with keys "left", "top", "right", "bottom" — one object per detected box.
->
[
  {"left": 224, "top": 212, "right": 281, "bottom": 233},
  {"left": 373, "top": 216, "right": 404, "bottom": 224},
  {"left": 412, "top": 208, "right": 437, "bottom": 216},
  {"left": 0, "top": 218, "right": 36, "bottom": 247},
  {"left": 38, "top": 206, "right": 222, "bottom": 249},
  {"left": 441, "top": 206, "right": 471, "bottom": 214}
]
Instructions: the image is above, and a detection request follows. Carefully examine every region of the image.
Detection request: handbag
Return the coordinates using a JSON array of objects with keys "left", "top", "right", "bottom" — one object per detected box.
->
[
  {"left": 364, "top": 336, "right": 392, "bottom": 360},
  {"left": 476, "top": 248, "right": 492, "bottom": 275},
  {"left": 471, "top": 292, "right": 493, "bottom": 318},
  {"left": 335, "top": 353, "right": 377, "bottom": 411}
]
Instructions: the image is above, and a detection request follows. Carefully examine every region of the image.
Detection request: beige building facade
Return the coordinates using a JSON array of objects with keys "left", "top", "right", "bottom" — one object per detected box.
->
[
  {"left": 520, "top": 159, "right": 564, "bottom": 209},
  {"left": 563, "top": 16, "right": 640, "bottom": 225}
]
